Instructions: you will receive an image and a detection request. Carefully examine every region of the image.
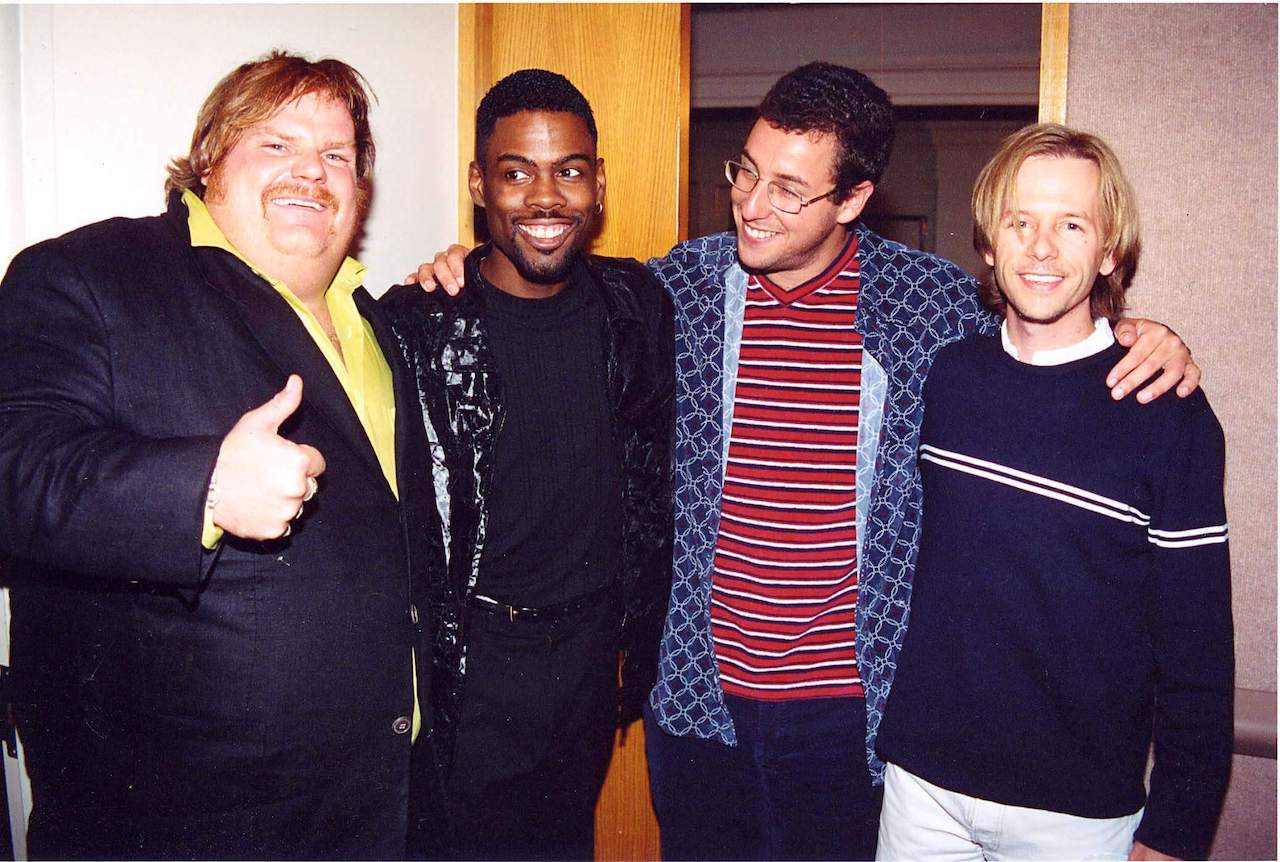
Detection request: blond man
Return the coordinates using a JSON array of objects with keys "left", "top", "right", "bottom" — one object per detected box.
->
[{"left": 875, "top": 124, "right": 1232, "bottom": 861}]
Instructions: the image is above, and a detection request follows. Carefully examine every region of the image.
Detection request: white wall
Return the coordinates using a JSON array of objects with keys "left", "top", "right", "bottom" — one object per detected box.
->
[
  {"left": 2, "top": 4, "right": 460, "bottom": 295},
  {"left": 0, "top": 7, "right": 24, "bottom": 266}
]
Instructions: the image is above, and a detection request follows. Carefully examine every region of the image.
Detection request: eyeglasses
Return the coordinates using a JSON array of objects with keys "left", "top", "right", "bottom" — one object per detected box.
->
[{"left": 723, "top": 160, "right": 836, "bottom": 215}]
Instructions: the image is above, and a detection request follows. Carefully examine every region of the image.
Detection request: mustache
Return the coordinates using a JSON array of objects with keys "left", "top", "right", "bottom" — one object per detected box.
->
[
  {"left": 510, "top": 208, "right": 583, "bottom": 222},
  {"left": 260, "top": 181, "right": 340, "bottom": 211}
]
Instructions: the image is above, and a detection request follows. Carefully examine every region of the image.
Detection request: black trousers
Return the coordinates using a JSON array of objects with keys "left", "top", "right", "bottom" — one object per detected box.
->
[{"left": 444, "top": 594, "right": 621, "bottom": 861}]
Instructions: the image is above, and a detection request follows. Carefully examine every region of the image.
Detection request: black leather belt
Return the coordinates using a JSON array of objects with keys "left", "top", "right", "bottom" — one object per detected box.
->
[{"left": 468, "top": 583, "right": 612, "bottom": 623}]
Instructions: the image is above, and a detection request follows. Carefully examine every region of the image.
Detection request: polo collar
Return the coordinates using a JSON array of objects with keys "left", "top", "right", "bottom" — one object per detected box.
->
[{"left": 181, "top": 189, "right": 366, "bottom": 296}]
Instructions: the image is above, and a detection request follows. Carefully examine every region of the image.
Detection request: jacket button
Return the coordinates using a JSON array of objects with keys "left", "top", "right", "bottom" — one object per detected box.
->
[
  {"left": 392, "top": 716, "right": 412, "bottom": 735},
  {"left": 410, "top": 604, "right": 419, "bottom": 624}
]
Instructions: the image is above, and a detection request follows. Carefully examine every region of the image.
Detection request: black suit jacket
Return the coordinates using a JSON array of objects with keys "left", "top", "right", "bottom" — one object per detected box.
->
[{"left": 0, "top": 194, "right": 434, "bottom": 860}]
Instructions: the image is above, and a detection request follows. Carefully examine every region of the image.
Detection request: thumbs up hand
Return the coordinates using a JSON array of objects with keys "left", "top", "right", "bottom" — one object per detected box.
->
[{"left": 209, "top": 375, "right": 326, "bottom": 540}]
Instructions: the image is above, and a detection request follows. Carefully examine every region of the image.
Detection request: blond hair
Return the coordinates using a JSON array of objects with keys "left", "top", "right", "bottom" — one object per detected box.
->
[
  {"left": 971, "top": 123, "right": 1140, "bottom": 322},
  {"left": 165, "top": 50, "right": 376, "bottom": 199}
]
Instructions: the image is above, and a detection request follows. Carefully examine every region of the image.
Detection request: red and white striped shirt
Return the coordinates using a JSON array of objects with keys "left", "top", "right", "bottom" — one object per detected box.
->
[{"left": 710, "top": 235, "right": 865, "bottom": 700}]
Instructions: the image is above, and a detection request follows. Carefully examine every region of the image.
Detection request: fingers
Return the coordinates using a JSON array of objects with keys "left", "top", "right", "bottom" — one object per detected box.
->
[
  {"left": 1111, "top": 355, "right": 1182, "bottom": 402},
  {"left": 1105, "top": 347, "right": 1144, "bottom": 398},
  {"left": 241, "top": 374, "right": 304, "bottom": 433},
  {"left": 210, "top": 376, "right": 327, "bottom": 541},
  {"left": 278, "top": 463, "right": 321, "bottom": 540},
  {"left": 1106, "top": 318, "right": 1198, "bottom": 402},
  {"left": 1175, "top": 356, "right": 1201, "bottom": 398},
  {"left": 414, "top": 264, "right": 444, "bottom": 294},
  {"left": 1132, "top": 365, "right": 1184, "bottom": 404},
  {"left": 445, "top": 244, "right": 468, "bottom": 286},
  {"left": 300, "top": 443, "right": 326, "bottom": 478},
  {"left": 409, "top": 245, "right": 471, "bottom": 296},
  {"left": 1130, "top": 354, "right": 1201, "bottom": 402},
  {"left": 1111, "top": 318, "right": 1139, "bottom": 347},
  {"left": 428, "top": 257, "right": 459, "bottom": 297}
]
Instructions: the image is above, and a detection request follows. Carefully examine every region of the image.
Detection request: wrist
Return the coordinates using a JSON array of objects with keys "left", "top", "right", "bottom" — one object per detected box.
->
[{"left": 205, "top": 467, "right": 218, "bottom": 516}]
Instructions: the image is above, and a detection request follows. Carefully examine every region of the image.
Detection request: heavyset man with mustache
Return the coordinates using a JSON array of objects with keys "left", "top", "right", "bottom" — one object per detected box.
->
[{"left": 0, "top": 52, "right": 436, "bottom": 859}]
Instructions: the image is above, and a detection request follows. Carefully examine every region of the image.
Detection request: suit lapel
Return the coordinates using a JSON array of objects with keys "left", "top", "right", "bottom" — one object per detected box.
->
[
  {"left": 192, "top": 247, "right": 389, "bottom": 487},
  {"left": 356, "top": 286, "right": 417, "bottom": 502}
]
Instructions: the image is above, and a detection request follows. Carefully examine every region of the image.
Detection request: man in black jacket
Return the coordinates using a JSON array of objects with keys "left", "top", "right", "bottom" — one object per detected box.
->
[
  {"left": 381, "top": 70, "right": 674, "bottom": 861},
  {"left": 0, "top": 52, "right": 435, "bottom": 859}
]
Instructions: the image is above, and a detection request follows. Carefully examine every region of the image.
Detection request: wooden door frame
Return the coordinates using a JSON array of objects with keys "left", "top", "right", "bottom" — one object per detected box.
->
[{"left": 1039, "top": 3, "right": 1069, "bottom": 123}]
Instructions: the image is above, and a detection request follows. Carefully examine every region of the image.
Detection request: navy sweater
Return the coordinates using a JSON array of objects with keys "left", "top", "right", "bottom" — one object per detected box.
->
[{"left": 877, "top": 334, "right": 1233, "bottom": 860}]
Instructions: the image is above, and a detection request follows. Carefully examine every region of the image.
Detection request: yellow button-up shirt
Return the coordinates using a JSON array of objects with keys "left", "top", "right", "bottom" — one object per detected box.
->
[
  {"left": 185, "top": 189, "right": 397, "bottom": 519},
  {"left": 185, "top": 191, "right": 417, "bottom": 738}
]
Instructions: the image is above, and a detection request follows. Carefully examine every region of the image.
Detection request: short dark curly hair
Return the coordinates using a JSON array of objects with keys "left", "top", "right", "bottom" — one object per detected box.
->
[
  {"left": 474, "top": 69, "right": 598, "bottom": 165},
  {"left": 757, "top": 62, "right": 895, "bottom": 201}
]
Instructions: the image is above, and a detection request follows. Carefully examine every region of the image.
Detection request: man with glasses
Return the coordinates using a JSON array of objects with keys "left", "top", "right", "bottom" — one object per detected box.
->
[
  {"left": 725, "top": 160, "right": 843, "bottom": 212},
  {"left": 643, "top": 63, "right": 1196, "bottom": 861},
  {"left": 414, "top": 61, "right": 1198, "bottom": 861}
]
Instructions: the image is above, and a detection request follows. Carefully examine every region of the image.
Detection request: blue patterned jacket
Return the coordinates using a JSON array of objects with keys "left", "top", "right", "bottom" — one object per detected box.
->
[{"left": 645, "top": 223, "right": 998, "bottom": 780}]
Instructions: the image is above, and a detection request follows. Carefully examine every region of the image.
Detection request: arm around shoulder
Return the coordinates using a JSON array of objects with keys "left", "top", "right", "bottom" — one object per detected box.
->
[{"left": 1109, "top": 318, "right": 1201, "bottom": 402}]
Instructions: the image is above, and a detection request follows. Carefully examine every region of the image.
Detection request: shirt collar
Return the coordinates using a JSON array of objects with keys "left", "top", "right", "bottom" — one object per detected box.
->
[
  {"left": 1001, "top": 316, "right": 1115, "bottom": 366},
  {"left": 753, "top": 230, "right": 858, "bottom": 305},
  {"left": 181, "top": 189, "right": 366, "bottom": 297}
]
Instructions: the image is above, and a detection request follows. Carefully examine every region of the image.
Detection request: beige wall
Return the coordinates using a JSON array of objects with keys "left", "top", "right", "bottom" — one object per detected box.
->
[{"left": 1067, "top": 5, "right": 1276, "bottom": 859}]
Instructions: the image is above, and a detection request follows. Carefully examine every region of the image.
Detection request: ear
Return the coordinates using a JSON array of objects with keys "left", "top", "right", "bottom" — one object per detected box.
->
[
  {"left": 1099, "top": 249, "right": 1117, "bottom": 277},
  {"left": 595, "top": 157, "right": 606, "bottom": 208},
  {"left": 834, "top": 180, "right": 874, "bottom": 226},
  {"left": 467, "top": 162, "right": 485, "bottom": 209},
  {"left": 199, "top": 165, "right": 220, "bottom": 202},
  {"left": 983, "top": 251, "right": 995, "bottom": 268}
]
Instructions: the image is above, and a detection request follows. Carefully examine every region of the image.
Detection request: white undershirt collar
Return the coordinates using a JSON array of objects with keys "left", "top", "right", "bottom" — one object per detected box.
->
[{"left": 1001, "top": 317, "right": 1115, "bottom": 366}]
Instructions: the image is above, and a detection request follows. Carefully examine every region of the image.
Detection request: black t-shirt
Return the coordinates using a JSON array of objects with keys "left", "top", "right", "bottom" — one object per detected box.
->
[{"left": 473, "top": 259, "right": 624, "bottom": 606}]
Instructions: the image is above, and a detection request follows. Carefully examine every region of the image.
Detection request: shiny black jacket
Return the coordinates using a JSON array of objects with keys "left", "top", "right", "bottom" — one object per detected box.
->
[{"left": 381, "top": 248, "right": 674, "bottom": 766}]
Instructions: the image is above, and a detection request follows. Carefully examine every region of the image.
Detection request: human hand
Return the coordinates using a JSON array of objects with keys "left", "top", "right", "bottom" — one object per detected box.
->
[
  {"left": 1129, "top": 840, "right": 1179, "bottom": 860},
  {"left": 1108, "top": 318, "right": 1201, "bottom": 402},
  {"left": 209, "top": 375, "right": 326, "bottom": 540},
  {"left": 401, "top": 244, "right": 470, "bottom": 296}
]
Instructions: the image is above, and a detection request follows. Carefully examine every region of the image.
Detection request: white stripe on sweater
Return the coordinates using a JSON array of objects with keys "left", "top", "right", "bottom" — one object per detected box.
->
[{"left": 919, "top": 444, "right": 1151, "bottom": 526}]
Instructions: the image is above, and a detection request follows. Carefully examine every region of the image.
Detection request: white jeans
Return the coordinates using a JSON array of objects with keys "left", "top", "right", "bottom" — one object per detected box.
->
[{"left": 877, "top": 763, "right": 1144, "bottom": 861}]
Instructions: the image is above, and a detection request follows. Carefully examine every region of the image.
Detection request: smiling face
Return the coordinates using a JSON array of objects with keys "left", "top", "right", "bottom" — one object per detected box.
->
[
  {"left": 469, "top": 110, "right": 604, "bottom": 298},
  {"left": 986, "top": 155, "right": 1117, "bottom": 350},
  {"left": 202, "top": 91, "right": 360, "bottom": 296},
  {"left": 731, "top": 119, "right": 872, "bottom": 290}
]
